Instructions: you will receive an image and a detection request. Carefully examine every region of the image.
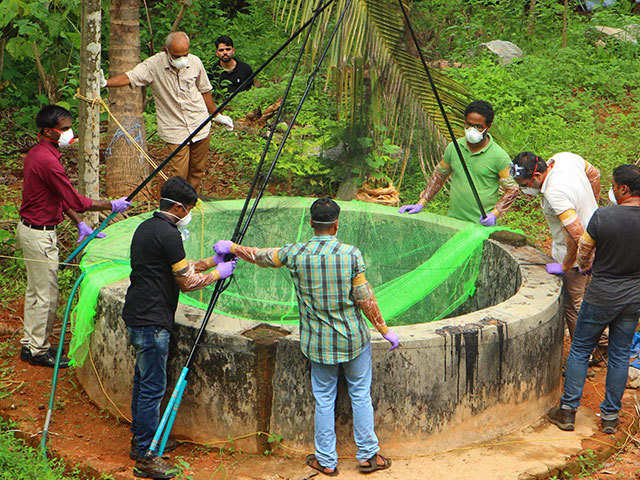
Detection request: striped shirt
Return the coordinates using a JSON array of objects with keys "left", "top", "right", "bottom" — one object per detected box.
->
[{"left": 278, "top": 235, "right": 371, "bottom": 365}]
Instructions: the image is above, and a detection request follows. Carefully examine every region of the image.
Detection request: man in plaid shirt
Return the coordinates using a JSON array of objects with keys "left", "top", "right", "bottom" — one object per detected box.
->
[{"left": 214, "top": 198, "right": 399, "bottom": 475}]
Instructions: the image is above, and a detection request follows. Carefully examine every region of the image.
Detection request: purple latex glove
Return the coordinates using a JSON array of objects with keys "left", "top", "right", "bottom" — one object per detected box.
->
[
  {"left": 479, "top": 213, "right": 497, "bottom": 227},
  {"left": 110, "top": 196, "right": 132, "bottom": 213},
  {"left": 216, "top": 260, "right": 237, "bottom": 279},
  {"left": 214, "top": 240, "right": 234, "bottom": 255},
  {"left": 383, "top": 330, "right": 400, "bottom": 351},
  {"left": 546, "top": 263, "right": 565, "bottom": 275},
  {"left": 77, "top": 221, "right": 106, "bottom": 243},
  {"left": 213, "top": 253, "right": 226, "bottom": 265},
  {"left": 398, "top": 204, "right": 423, "bottom": 214}
]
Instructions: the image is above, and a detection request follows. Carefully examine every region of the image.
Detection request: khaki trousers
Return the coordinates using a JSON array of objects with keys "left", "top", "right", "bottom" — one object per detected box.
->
[
  {"left": 166, "top": 134, "right": 210, "bottom": 191},
  {"left": 16, "top": 222, "right": 59, "bottom": 355},
  {"left": 563, "top": 268, "right": 589, "bottom": 338}
]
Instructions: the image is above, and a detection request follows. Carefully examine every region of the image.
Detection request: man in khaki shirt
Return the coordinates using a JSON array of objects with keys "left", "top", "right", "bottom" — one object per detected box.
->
[{"left": 105, "top": 31, "right": 233, "bottom": 191}]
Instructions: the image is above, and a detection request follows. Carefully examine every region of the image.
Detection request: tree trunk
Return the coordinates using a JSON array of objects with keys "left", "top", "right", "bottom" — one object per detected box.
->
[
  {"left": 106, "top": 0, "right": 150, "bottom": 198},
  {"left": 78, "top": 0, "right": 102, "bottom": 225},
  {"left": 0, "top": 37, "right": 6, "bottom": 81},
  {"left": 527, "top": 0, "right": 536, "bottom": 36}
]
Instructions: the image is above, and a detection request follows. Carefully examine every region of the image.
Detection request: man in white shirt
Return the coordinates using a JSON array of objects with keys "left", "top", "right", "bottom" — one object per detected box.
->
[
  {"left": 104, "top": 31, "right": 233, "bottom": 191},
  {"left": 511, "top": 151, "right": 600, "bottom": 337}
]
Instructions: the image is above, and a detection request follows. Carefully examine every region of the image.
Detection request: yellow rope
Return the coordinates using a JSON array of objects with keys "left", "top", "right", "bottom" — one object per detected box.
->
[
  {"left": 74, "top": 91, "right": 169, "bottom": 181},
  {"left": 89, "top": 345, "right": 133, "bottom": 423}
]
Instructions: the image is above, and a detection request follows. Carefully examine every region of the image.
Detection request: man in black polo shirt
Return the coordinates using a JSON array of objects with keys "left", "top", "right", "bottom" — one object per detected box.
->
[
  {"left": 547, "top": 164, "right": 640, "bottom": 436},
  {"left": 122, "top": 177, "right": 236, "bottom": 479},
  {"left": 208, "top": 35, "right": 253, "bottom": 97}
]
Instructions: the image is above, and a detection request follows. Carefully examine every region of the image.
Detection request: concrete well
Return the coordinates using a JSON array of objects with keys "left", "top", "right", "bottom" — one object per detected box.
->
[{"left": 75, "top": 198, "right": 563, "bottom": 455}]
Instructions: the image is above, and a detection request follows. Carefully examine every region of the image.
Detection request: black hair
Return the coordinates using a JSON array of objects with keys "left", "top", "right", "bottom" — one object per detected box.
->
[
  {"left": 215, "top": 35, "right": 234, "bottom": 48},
  {"left": 36, "top": 105, "right": 71, "bottom": 131},
  {"left": 511, "top": 152, "right": 548, "bottom": 179},
  {"left": 310, "top": 198, "right": 340, "bottom": 228},
  {"left": 464, "top": 100, "right": 494, "bottom": 126},
  {"left": 613, "top": 164, "right": 640, "bottom": 196},
  {"left": 159, "top": 177, "right": 198, "bottom": 210}
]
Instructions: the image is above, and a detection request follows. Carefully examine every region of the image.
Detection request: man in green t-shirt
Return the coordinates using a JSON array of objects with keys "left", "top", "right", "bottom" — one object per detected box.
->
[{"left": 399, "top": 100, "right": 519, "bottom": 225}]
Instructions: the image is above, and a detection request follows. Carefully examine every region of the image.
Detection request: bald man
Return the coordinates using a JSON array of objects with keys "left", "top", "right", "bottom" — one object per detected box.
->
[{"left": 105, "top": 32, "right": 233, "bottom": 191}]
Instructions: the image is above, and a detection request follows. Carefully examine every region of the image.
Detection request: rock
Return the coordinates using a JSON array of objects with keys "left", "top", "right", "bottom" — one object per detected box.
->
[
  {"left": 478, "top": 40, "right": 524, "bottom": 65},
  {"left": 627, "top": 366, "right": 640, "bottom": 388},
  {"left": 593, "top": 24, "right": 640, "bottom": 44}
]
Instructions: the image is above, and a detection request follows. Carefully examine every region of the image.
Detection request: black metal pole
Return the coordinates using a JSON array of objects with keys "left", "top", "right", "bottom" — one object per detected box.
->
[
  {"left": 182, "top": 0, "right": 351, "bottom": 369},
  {"left": 395, "top": 0, "right": 486, "bottom": 219}
]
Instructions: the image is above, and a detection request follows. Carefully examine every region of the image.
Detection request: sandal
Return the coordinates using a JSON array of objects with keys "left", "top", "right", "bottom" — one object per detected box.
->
[
  {"left": 305, "top": 454, "right": 339, "bottom": 477},
  {"left": 358, "top": 453, "right": 391, "bottom": 474}
]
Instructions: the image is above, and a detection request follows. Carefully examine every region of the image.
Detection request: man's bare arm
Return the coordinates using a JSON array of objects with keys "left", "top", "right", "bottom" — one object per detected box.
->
[
  {"left": 105, "top": 73, "right": 131, "bottom": 87},
  {"left": 202, "top": 91, "right": 218, "bottom": 115}
]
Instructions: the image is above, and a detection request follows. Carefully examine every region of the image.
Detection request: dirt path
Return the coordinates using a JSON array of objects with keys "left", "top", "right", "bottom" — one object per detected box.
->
[{"left": 1, "top": 307, "right": 639, "bottom": 480}]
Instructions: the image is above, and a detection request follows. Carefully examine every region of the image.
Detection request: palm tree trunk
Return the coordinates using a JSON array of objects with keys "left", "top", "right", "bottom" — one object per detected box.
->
[
  {"left": 106, "top": 0, "right": 150, "bottom": 198},
  {"left": 78, "top": 0, "right": 102, "bottom": 225}
]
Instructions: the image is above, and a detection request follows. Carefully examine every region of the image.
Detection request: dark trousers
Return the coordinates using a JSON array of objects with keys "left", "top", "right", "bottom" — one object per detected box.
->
[{"left": 127, "top": 326, "right": 170, "bottom": 457}]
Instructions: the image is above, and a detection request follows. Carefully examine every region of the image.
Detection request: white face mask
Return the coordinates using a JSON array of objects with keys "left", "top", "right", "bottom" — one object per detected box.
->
[
  {"left": 58, "top": 128, "right": 75, "bottom": 147},
  {"left": 609, "top": 187, "right": 618, "bottom": 205},
  {"left": 161, "top": 197, "right": 193, "bottom": 228},
  {"left": 168, "top": 54, "right": 188, "bottom": 70},
  {"left": 522, "top": 187, "right": 540, "bottom": 196},
  {"left": 465, "top": 127, "right": 486, "bottom": 144}
]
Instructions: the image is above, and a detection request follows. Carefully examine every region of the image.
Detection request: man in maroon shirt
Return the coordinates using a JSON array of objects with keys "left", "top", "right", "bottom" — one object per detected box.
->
[{"left": 17, "top": 105, "right": 131, "bottom": 368}]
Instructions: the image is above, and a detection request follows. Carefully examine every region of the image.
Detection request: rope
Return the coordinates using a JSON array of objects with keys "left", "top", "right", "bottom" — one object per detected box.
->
[
  {"left": 74, "top": 92, "right": 169, "bottom": 181},
  {"left": 89, "top": 345, "right": 133, "bottom": 423}
]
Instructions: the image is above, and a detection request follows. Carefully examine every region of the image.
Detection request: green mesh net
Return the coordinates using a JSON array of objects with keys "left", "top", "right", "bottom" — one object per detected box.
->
[{"left": 69, "top": 197, "right": 513, "bottom": 366}]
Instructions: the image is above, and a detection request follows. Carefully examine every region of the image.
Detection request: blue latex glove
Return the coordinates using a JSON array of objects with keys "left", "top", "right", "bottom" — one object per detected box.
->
[
  {"left": 213, "top": 253, "right": 225, "bottom": 265},
  {"left": 546, "top": 263, "right": 564, "bottom": 275},
  {"left": 398, "top": 204, "right": 423, "bottom": 214},
  {"left": 216, "top": 260, "right": 236, "bottom": 279},
  {"left": 110, "top": 196, "right": 132, "bottom": 213},
  {"left": 383, "top": 330, "right": 400, "bottom": 351},
  {"left": 214, "top": 240, "right": 233, "bottom": 255},
  {"left": 77, "top": 222, "right": 106, "bottom": 243},
  {"left": 479, "top": 213, "right": 497, "bottom": 227}
]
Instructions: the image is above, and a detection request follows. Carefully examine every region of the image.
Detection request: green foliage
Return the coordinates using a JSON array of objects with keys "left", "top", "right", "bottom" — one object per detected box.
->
[{"left": 0, "top": 418, "right": 83, "bottom": 479}]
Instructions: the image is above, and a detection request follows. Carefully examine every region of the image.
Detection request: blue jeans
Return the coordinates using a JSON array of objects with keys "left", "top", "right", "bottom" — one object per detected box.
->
[
  {"left": 310, "top": 343, "right": 379, "bottom": 469},
  {"left": 127, "top": 326, "right": 170, "bottom": 457},
  {"left": 561, "top": 301, "right": 640, "bottom": 420}
]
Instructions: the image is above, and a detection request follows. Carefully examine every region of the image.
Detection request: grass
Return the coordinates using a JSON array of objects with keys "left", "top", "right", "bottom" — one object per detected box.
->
[{"left": 0, "top": 418, "right": 85, "bottom": 480}]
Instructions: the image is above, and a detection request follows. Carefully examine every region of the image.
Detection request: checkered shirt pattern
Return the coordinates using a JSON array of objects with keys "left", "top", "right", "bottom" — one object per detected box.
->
[{"left": 278, "top": 235, "right": 371, "bottom": 365}]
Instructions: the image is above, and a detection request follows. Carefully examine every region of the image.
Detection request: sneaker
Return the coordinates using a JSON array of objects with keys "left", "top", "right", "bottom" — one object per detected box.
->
[
  {"left": 602, "top": 417, "right": 619, "bottom": 434},
  {"left": 20, "top": 346, "right": 31, "bottom": 362},
  {"left": 546, "top": 406, "right": 575, "bottom": 431},
  {"left": 29, "top": 351, "right": 69, "bottom": 368},
  {"left": 133, "top": 456, "right": 178, "bottom": 479},
  {"left": 130, "top": 437, "right": 178, "bottom": 460}
]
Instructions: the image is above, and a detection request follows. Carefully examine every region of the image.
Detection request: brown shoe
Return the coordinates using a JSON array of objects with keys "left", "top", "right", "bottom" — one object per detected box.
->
[
  {"left": 546, "top": 406, "right": 575, "bottom": 431},
  {"left": 133, "top": 456, "right": 178, "bottom": 479},
  {"left": 602, "top": 417, "right": 619, "bottom": 434}
]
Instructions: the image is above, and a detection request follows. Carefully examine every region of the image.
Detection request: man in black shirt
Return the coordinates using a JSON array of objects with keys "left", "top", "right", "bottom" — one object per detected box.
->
[
  {"left": 208, "top": 35, "right": 253, "bottom": 97},
  {"left": 122, "top": 177, "right": 236, "bottom": 479},
  {"left": 547, "top": 164, "right": 640, "bottom": 436}
]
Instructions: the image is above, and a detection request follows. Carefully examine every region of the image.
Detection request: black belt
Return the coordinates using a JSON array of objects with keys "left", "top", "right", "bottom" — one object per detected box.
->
[{"left": 21, "top": 219, "right": 56, "bottom": 231}]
